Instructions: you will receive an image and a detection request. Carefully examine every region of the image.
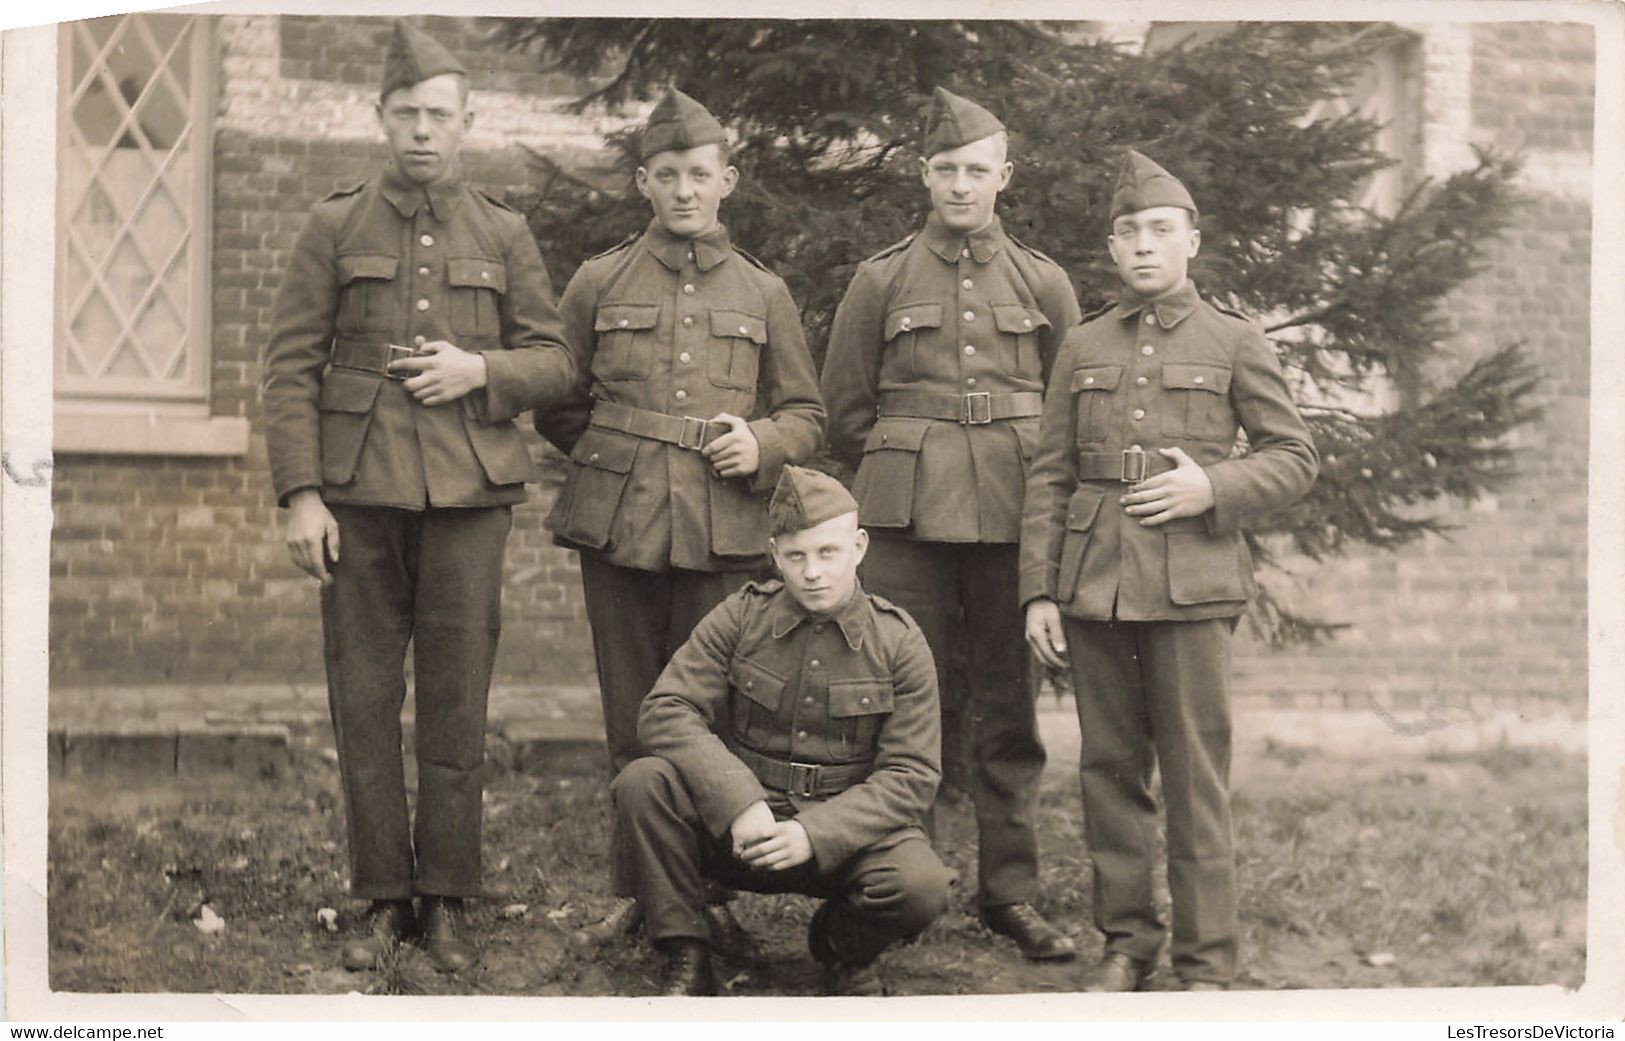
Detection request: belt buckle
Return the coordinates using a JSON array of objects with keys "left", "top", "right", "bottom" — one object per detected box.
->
[
  {"left": 963, "top": 391, "right": 993, "bottom": 425},
  {"left": 787, "top": 761, "right": 822, "bottom": 798},
  {"left": 678, "top": 416, "right": 708, "bottom": 450},
  {"left": 385, "top": 343, "right": 416, "bottom": 380},
  {"left": 1121, "top": 445, "right": 1148, "bottom": 483}
]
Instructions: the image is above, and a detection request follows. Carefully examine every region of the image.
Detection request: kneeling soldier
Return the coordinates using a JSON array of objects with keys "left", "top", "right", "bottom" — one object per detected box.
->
[{"left": 612, "top": 467, "right": 953, "bottom": 996}]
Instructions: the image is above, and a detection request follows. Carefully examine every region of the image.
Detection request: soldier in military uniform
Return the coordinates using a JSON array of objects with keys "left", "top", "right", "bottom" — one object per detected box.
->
[
  {"left": 821, "top": 87, "right": 1081, "bottom": 962},
  {"left": 536, "top": 89, "right": 825, "bottom": 774},
  {"left": 612, "top": 466, "right": 953, "bottom": 996},
  {"left": 1020, "top": 151, "right": 1319, "bottom": 991},
  {"left": 262, "top": 21, "right": 576, "bottom": 974}
]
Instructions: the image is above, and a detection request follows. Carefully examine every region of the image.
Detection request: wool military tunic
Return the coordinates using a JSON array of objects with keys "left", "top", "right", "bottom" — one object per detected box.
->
[
  {"left": 1019, "top": 281, "right": 1319, "bottom": 620},
  {"left": 538, "top": 221, "right": 826, "bottom": 572},
  {"left": 822, "top": 214, "right": 1082, "bottom": 543},
  {"left": 636, "top": 580, "right": 940, "bottom": 871},
  {"left": 263, "top": 164, "right": 575, "bottom": 510}
]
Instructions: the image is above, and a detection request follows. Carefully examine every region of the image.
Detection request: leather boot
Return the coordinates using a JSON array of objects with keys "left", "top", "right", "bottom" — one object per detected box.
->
[
  {"left": 979, "top": 903, "right": 1077, "bottom": 962},
  {"left": 340, "top": 899, "right": 416, "bottom": 971},
  {"left": 1081, "top": 950, "right": 1152, "bottom": 992},
  {"left": 658, "top": 939, "right": 717, "bottom": 996},
  {"left": 808, "top": 902, "right": 887, "bottom": 997},
  {"left": 419, "top": 896, "right": 479, "bottom": 974}
]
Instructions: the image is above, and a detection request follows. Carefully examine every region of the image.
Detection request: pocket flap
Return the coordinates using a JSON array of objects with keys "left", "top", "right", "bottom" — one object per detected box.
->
[
  {"left": 861, "top": 416, "right": 932, "bottom": 454},
  {"left": 1066, "top": 486, "right": 1107, "bottom": 532},
  {"left": 710, "top": 309, "right": 768, "bottom": 344},
  {"left": 827, "top": 679, "right": 894, "bottom": 718},
  {"left": 883, "top": 301, "right": 943, "bottom": 341},
  {"left": 1163, "top": 362, "right": 1231, "bottom": 394},
  {"left": 336, "top": 253, "right": 398, "bottom": 283},
  {"left": 318, "top": 367, "right": 384, "bottom": 414},
  {"left": 447, "top": 257, "right": 507, "bottom": 293},
  {"left": 571, "top": 426, "right": 639, "bottom": 474},
  {"left": 594, "top": 302, "right": 661, "bottom": 333},
  {"left": 1071, "top": 365, "right": 1123, "bottom": 392},
  {"left": 992, "top": 304, "right": 1051, "bottom": 335},
  {"left": 730, "top": 657, "right": 786, "bottom": 711}
]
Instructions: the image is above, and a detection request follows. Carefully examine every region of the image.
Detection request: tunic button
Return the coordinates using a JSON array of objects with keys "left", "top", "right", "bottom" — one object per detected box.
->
[
  {"left": 963, "top": 310, "right": 975, "bottom": 322},
  {"left": 683, "top": 283, "right": 696, "bottom": 295},
  {"left": 415, "top": 298, "right": 430, "bottom": 311},
  {"left": 809, "top": 659, "right": 820, "bottom": 669},
  {"left": 1136, "top": 376, "right": 1149, "bottom": 386},
  {"left": 961, "top": 248, "right": 971, "bottom": 258},
  {"left": 1144, "top": 313, "right": 1157, "bottom": 325},
  {"left": 675, "top": 389, "right": 688, "bottom": 402},
  {"left": 1132, "top": 408, "right": 1146, "bottom": 420},
  {"left": 964, "top": 345, "right": 976, "bottom": 356},
  {"left": 1141, "top": 344, "right": 1155, "bottom": 356},
  {"left": 1129, "top": 444, "right": 1142, "bottom": 451},
  {"left": 413, "top": 335, "right": 426, "bottom": 347},
  {"left": 745, "top": 680, "right": 754, "bottom": 690},
  {"left": 805, "top": 696, "right": 815, "bottom": 706},
  {"left": 682, "top": 315, "right": 694, "bottom": 327},
  {"left": 420, "top": 234, "right": 434, "bottom": 247},
  {"left": 962, "top": 278, "right": 973, "bottom": 290},
  {"left": 1194, "top": 375, "right": 1205, "bottom": 384},
  {"left": 860, "top": 697, "right": 871, "bottom": 707},
  {"left": 1084, "top": 376, "right": 1095, "bottom": 386},
  {"left": 482, "top": 270, "right": 491, "bottom": 281},
  {"left": 900, "top": 317, "right": 912, "bottom": 330},
  {"left": 679, "top": 352, "right": 692, "bottom": 364},
  {"left": 417, "top": 266, "right": 429, "bottom": 277},
  {"left": 1023, "top": 318, "right": 1033, "bottom": 329},
  {"left": 589, "top": 452, "right": 600, "bottom": 462},
  {"left": 738, "top": 325, "right": 748, "bottom": 335},
  {"left": 797, "top": 730, "right": 809, "bottom": 741},
  {"left": 618, "top": 318, "right": 629, "bottom": 328},
  {"left": 966, "top": 377, "right": 977, "bottom": 386}
]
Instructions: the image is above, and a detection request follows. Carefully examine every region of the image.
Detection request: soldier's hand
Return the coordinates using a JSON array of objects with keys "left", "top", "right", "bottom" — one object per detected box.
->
[
  {"left": 387, "top": 340, "right": 488, "bottom": 407},
  {"left": 286, "top": 489, "right": 340, "bottom": 586},
  {"left": 1120, "top": 447, "right": 1215, "bottom": 525},
  {"left": 1024, "top": 597, "right": 1069, "bottom": 670},
  {"left": 739, "top": 819, "right": 813, "bottom": 871},
  {"left": 701, "top": 413, "right": 760, "bottom": 478},
  {"left": 728, "top": 800, "right": 776, "bottom": 858}
]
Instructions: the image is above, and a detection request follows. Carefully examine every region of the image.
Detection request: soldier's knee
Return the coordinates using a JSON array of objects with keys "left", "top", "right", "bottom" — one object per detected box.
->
[
  {"left": 609, "top": 756, "right": 677, "bottom": 811},
  {"left": 871, "top": 856, "right": 953, "bottom": 935}
]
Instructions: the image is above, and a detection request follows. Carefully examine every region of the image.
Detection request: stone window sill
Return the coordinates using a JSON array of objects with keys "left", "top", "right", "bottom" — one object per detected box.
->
[{"left": 54, "top": 408, "right": 250, "bottom": 457}]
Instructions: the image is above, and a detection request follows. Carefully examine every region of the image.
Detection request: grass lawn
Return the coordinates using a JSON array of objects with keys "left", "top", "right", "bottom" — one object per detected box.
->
[{"left": 47, "top": 729, "right": 1585, "bottom": 996}]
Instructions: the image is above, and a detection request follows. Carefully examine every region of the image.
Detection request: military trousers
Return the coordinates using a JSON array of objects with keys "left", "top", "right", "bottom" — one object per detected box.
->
[
  {"left": 321, "top": 503, "right": 511, "bottom": 901},
  {"left": 611, "top": 756, "right": 953, "bottom": 965},
  {"left": 577, "top": 553, "right": 752, "bottom": 772},
  {"left": 860, "top": 537, "right": 1045, "bottom": 908},
  {"left": 1060, "top": 616, "right": 1238, "bottom": 984}
]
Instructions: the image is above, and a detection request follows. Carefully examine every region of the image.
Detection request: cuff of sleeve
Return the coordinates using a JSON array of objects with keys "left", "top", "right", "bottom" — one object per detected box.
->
[
  {"left": 1202, "top": 460, "right": 1245, "bottom": 535},
  {"left": 792, "top": 805, "right": 851, "bottom": 870},
  {"left": 273, "top": 474, "right": 323, "bottom": 509},
  {"left": 747, "top": 418, "right": 788, "bottom": 493},
  {"left": 1018, "top": 565, "right": 1057, "bottom": 608},
  {"left": 695, "top": 764, "right": 770, "bottom": 837},
  {"left": 475, "top": 350, "right": 519, "bottom": 424}
]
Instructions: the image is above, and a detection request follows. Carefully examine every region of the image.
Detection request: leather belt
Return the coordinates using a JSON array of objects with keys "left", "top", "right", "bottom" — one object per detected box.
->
[
  {"left": 878, "top": 390, "right": 1043, "bottom": 425},
  {"left": 730, "top": 745, "right": 873, "bottom": 798},
  {"left": 331, "top": 338, "right": 417, "bottom": 380},
  {"left": 1075, "top": 449, "right": 1176, "bottom": 483},
  {"left": 588, "top": 400, "right": 728, "bottom": 451}
]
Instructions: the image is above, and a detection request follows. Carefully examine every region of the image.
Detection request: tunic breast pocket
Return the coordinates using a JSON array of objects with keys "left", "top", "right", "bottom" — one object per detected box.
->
[
  {"left": 707, "top": 309, "right": 767, "bottom": 390},
  {"left": 447, "top": 257, "right": 506, "bottom": 341},
  {"left": 825, "top": 678, "right": 893, "bottom": 761},
  {"left": 593, "top": 302, "right": 660, "bottom": 381},
  {"left": 992, "top": 303, "right": 1050, "bottom": 377},
  {"left": 335, "top": 253, "right": 399, "bottom": 335},
  {"left": 729, "top": 657, "right": 787, "bottom": 743},
  {"left": 1071, "top": 364, "right": 1123, "bottom": 445},
  {"left": 882, "top": 301, "right": 943, "bottom": 382},
  {"left": 1161, "top": 363, "right": 1234, "bottom": 442}
]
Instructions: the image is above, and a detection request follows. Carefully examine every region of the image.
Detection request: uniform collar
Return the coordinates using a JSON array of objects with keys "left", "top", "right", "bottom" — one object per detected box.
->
[
  {"left": 643, "top": 219, "right": 733, "bottom": 273},
  {"left": 921, "top": 212, "right": 1008, "bottom": 264},
  {"left": 1114, "top": 278, "right": 1201, "bottom": 330},
  {"left": 768, "top": 582, "right": 872, "bottom": 650},
  {"left": 380, "top": 162, "right": 465, "bottom": 222}
]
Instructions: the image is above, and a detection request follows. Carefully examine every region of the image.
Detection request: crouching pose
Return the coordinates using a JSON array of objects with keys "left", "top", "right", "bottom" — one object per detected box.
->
[{"left": 612, "top": 466, "right": 953, "bottom": 996}]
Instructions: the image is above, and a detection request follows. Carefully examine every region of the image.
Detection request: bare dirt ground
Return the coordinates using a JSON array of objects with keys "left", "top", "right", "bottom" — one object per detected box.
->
[{"left": 47, "top": 729, "right": 1585, "bottom": 997}]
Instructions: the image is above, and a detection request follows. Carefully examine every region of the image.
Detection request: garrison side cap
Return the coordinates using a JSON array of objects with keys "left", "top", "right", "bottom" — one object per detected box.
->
[
  {"left": 640, "top": 88, "right": 728, "bottom": 161},
  {"left": 923, "top": 86, "right": 1005, "bottom": 157},
  {"left": 768, "top": 466, "right": 859, "bottom": 537},
  {"left": 1110, "top": 148, "right": 1199, "bottom": 221},
  {"left": 382, "top": 19, "right": 469, "bottom": 102}
]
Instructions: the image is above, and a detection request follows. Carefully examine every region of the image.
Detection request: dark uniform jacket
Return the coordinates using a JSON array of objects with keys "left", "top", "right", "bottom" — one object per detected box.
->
[
  {"left": 263, "top": 164, "right": 575, "bottom": 509},
  {"left": 637, "top": 580, "right": 940, "bottom": 870},
  {"left": 1019, "top": 281, "right": 1318, "bottom": 621},
  {"left": 536, "top": 221, "right": 826, "bottom": 573},
  {"left": 822, "top": 215, "right": 1083, "bottom": 543}
]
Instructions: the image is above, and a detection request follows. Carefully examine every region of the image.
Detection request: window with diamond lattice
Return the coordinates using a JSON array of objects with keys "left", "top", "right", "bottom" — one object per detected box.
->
[{"left": 57, "top": 14, "right": 213, "bottom": 406}]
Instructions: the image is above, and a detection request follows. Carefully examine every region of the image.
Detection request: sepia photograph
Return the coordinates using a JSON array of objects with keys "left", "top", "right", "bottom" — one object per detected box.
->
[{"left": 2, "top": 0, "right": 1620, "bottom": 1022}]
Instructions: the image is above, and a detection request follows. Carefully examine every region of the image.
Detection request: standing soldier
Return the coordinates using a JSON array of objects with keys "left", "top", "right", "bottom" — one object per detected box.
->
[
  {"left": 1021, "top": 151, "right": 1318, "bottom": 991},
  {"left": 821, "top": 86, "right": 1081, "bottom": 962},
  {"left": 262, "top": 21, "right": 577, "bottom": 973}
]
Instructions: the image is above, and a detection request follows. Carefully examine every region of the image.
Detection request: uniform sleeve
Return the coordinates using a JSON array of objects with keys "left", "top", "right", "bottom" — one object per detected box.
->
[
  {"left": 1018, "top": 331, "right": 1084, "bottom": 606},
  {"left": 472, "top": 213, "right": 577, "bottom": 424},
  {"left": 261, "top": 207, "right": 339, "bottom": 507},
  {"left": 819, "top": 262, "right": 887, "bottom": 472},
  {"left": 531, "top": 262, "right": 599, "bottom": 455},
  {"left": 1035, "top": 264, "right": 1084, "bottom": 384},
  {"left": 744, "top": 276, "right": 826, "bottom": 493},
  {"left": 1202, "top": 324, "right": 1319, "bottom": 534},
  {"left": 792, "top": 617, "right": 941, "bottom": 870},
  {"left": 637, "top": 594, "right": 769, "bottom": 837}
]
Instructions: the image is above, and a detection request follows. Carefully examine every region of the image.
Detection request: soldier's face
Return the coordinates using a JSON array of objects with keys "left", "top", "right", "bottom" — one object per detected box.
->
[
  {"left": 376, "top": 74, "right": 473, "bottom": 187},
  {"left": 636, "top": 145, "right": 738, "bottom": 239},
  {"left": 1108, "top": 206, "right": 1201, "bottom": 299},
  {"left": 920, "top": 134, "right": 1013, "bottom": 234},
  {"left": 770, "top": 513, "right": 868, "bottom": 616}
]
